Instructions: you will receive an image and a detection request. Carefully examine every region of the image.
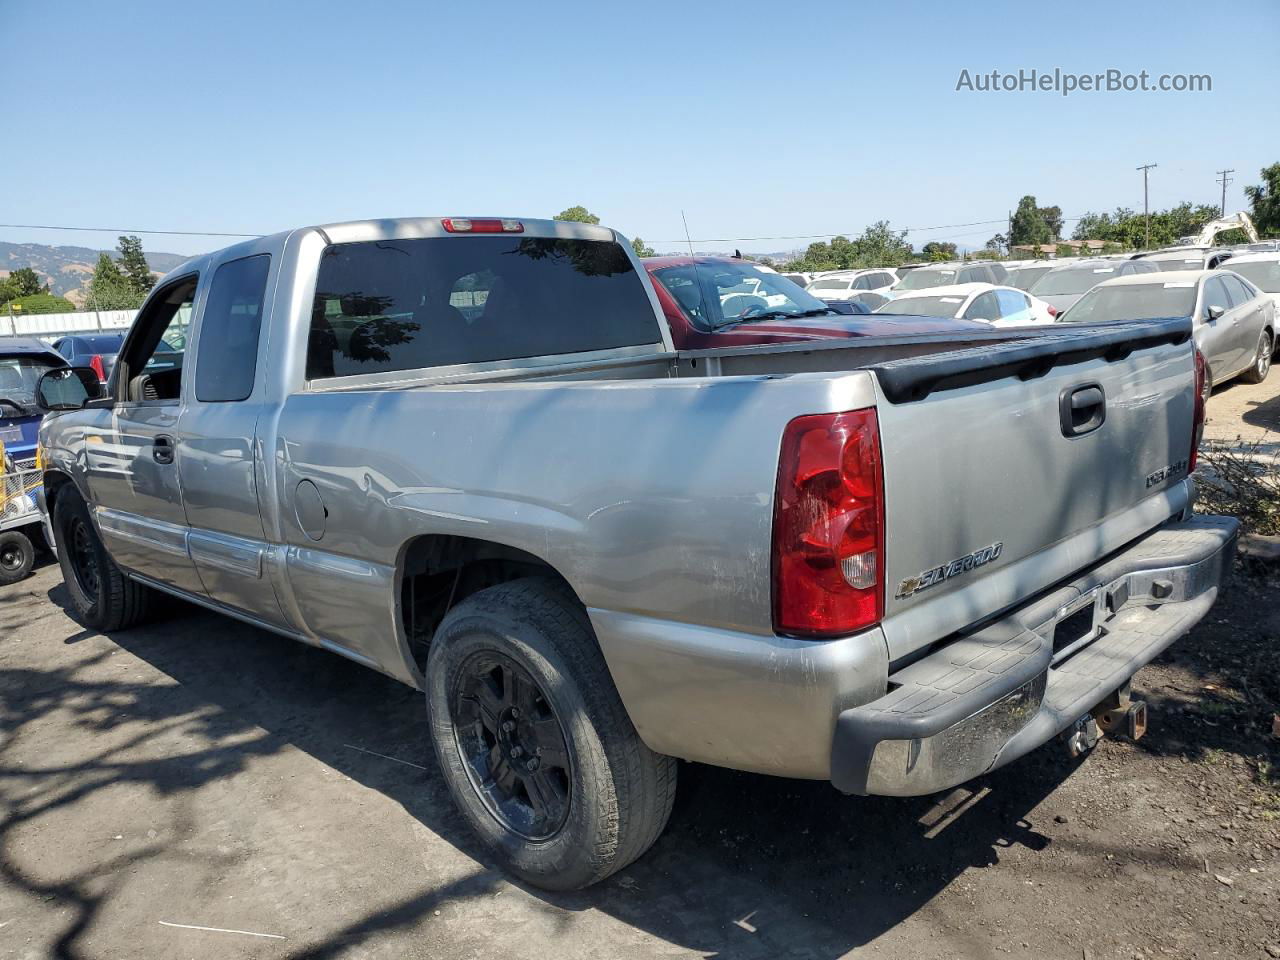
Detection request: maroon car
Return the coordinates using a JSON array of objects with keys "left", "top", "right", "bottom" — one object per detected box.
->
[{"left": 643, "top": 256, "right": 986, "bottom": 349}]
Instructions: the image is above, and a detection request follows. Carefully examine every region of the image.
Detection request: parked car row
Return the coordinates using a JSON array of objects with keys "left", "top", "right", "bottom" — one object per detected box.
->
[{"left": 1056, "top": 263, "right": 1276, "bottom": 397}]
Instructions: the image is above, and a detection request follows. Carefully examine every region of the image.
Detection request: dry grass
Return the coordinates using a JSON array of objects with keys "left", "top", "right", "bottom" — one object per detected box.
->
[{"left": 1194, "top": 439, "right": 1280, "bottom": 535}]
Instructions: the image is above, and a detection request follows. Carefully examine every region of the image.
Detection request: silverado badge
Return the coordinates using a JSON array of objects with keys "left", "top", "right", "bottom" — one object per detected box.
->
[{"left": 896, "top": 542, "right": 1004, "bottom": 600}]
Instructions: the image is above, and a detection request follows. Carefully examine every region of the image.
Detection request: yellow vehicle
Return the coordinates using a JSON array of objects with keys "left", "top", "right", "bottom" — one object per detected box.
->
[{"left": 0, "top": 440, "right": 43, "bottom": 584}]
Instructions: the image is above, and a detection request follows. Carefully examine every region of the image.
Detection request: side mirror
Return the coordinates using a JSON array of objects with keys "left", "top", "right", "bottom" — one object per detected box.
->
[
  {"left": 1205, "top": 304, "right": 1225, "bottom": 322},
  {"left": 35, "top": 367, "right": 105, "bottom": 412}
]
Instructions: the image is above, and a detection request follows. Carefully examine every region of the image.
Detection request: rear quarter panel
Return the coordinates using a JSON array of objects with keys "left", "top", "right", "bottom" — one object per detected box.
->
[{"left": 272, "top": 371, "right": 879, "bottom": 662}]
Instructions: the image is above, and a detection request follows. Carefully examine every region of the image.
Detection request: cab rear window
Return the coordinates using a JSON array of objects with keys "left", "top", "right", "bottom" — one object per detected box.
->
[{"left": 307, "top": 236, "right": 660, "bottom": 380}]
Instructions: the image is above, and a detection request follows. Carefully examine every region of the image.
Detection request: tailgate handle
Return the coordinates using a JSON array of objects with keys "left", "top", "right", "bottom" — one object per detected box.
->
[{"left": 1060, "top": 383, "right": 1106, "bottom": 437}]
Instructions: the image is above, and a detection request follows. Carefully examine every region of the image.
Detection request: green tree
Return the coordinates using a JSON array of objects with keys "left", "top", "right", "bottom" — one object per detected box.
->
[
  {"left": 985, "top": 234, "right": 1006, "bottom": 255},
  {"left": 7, "top": 267, "right": 44, "bottom": 298},
  {"left": 1055, "top": 243, "right": 1075, "bottom": 259},
  {"left": 86, "top": 253, "right": 141, "bottom": 310},
  {"left": 630, "top": 236, "right": 656, "bottom": 258},
  {"left": 3, "top": 292, "right": 74, "bottom": 315},
  {"left": 781, "top": 221, "right": 912, "bottom": 272},
  {"left": 1071, "top": 202, "right": 1220, "bottom": 249},
  {"left": 1039, "top": 206, "right": 1064, "bottom": 240},
  {"left": 921, "top": 241, "right": 957, "bottom": 262},
  {"left": 1008, "top": 196, "right": 1053, "bottom": 248},
  {"left": 117, "top": 235, "right": 155, "bottom": 298},
  {"left": 553, "top": 206, "right": 600, "bottom": 225},
  {"left": 1244, "top": 162, "right": 1280, "bottom": 237}
]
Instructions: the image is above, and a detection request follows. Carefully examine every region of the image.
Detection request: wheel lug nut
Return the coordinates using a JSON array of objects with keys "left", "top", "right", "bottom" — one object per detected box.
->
[
  {"left": 511, "top": 745, "right": 523, "bottom": 758},
  {"left": 510, "top": 708, "right": 520, "bottom": 719},
  {"left": 501, "top": 721, "right": 515, "bottom": 733},
  {"left": 526, "top": 759, "right": 538, "bottom": 772}
]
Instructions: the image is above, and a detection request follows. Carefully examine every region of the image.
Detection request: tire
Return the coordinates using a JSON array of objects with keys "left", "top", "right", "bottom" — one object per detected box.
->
[
  {"left": 0, "top": 530, "right": 35, "bottom": 585},
  {"left": 426, "top": 578, "right": 676, "bottom": 891},
  {"left": 1240, "top": 329, "right": 1273, "bottom": 384},
  {"left": 53, "top": 488, "right": 153, "bottom": 631}
]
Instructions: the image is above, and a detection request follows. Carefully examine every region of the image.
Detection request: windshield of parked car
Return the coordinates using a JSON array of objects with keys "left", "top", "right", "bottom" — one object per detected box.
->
[
  {"left": 807, "top": 277, "right": 852, "bottom": 291},
  {"left": 1150, "top": 257, "right": 1205, "bottom": 271},
  {"left": 894, "top": 268, "right": 958, "bottom": 291},
  {"left": 1030, "top": 265, "right": 1118, "bottom": 296},
  {"left": 1058, "top": 282, "right": 1197, "bottom": 324},
  {"left": 0, "top": 356, "right": 61, "bottom": 413},
  {"left": 652, "top": 262, "right": 831, "bottom": 331},
  {"left": 1225, "top": 260, "right": 1280, "bottom": 292},
  {"left": 874, "top": 295, "right": 965, "bottom": 318},
  {"left": 1007, "top": 266, "right": 1051, "bottom": 290}
]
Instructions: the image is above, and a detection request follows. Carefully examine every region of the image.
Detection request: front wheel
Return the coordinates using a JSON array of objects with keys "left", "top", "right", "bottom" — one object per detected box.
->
[
  {"left": 1240, "top": 329, "right": 1273, "bottom": 384},
  {"left": 0, "top": 530, "right": 35, "bottom": 585},
  {"left": 53, "top": 489, "right": 153, "bottom": 631},
  {"left": 426, "top": 578, "right": 676, "bottom": 890}
]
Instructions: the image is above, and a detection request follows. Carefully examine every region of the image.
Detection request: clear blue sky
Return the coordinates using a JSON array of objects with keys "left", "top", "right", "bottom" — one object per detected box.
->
[{"left": 4, "top": 0, "right": 1277, "bottom": 257}]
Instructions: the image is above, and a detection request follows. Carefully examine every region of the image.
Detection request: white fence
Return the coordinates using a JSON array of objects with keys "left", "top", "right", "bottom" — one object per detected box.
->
[{"left": 0, "top": 309, "right": 138, "bottom": 341}]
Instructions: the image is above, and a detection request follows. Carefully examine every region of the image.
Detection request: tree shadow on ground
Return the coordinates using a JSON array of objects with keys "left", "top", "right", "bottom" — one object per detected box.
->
[
  {"left": 17, "top": 569, "right": 1272, "bottom": 959},
  {"left": 16, "top": 582, "right": 1105, "bottom": 960}
]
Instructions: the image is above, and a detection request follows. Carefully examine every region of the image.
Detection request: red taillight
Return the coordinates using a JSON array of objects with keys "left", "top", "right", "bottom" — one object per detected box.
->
[
  {"left": 772, "top": 408, "right": 885, "bottom": 638},
  {"left": 1190, "top": 346, "right": 1206, "bottom": 472},
  {"left": 89, "top": 354, "right": 106, "bottom": 381},
  {"left": 441, "top": 218, "right": 523, "bottom": 234},
  {"left": 1046, "top": 304, "right": 1059, "bottom": 318}
]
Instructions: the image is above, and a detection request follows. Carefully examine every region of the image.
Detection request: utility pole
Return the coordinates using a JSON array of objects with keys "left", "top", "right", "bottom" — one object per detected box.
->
[
  {"left": 1215, "top": 168, "right": 1234, "bottom": 216},
  {"left": 1136, "top": 163, "right": 1158, "bottom": 249}
]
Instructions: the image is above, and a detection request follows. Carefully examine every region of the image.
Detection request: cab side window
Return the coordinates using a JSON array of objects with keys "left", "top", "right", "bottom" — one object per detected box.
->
[
  {"left": 195, "top": 255, "right": 271, "bottom": 403},
  {"left": 117, "top": 275, "right": 198, "bottom": 403}
]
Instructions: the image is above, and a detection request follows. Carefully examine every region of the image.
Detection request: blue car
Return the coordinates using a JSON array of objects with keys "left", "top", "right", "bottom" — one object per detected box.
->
[{"left": 0, "top": 338, "right": 67, "bottom": 583}]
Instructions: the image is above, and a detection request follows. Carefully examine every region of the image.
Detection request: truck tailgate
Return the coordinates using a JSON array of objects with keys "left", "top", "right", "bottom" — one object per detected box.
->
[{"left": 870, "top": 319, "right": 1197, "bottom": 660}]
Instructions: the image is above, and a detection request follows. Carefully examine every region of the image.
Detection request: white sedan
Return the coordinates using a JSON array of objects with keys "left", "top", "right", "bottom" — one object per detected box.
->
[
  {"left": 805, "top": 269, "right": 899, "bottom": 301},
  {"left": 873, "top": 282, "right": 1057, "bottom": 326}
]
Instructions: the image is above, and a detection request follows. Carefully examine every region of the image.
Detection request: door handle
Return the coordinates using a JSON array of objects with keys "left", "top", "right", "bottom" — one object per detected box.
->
[
  {"left": 1060, "top": 383, "right": 1106, "bottom": 437},
  {"left": 153, "top": 435, "right": 175, "bottom": 464}
]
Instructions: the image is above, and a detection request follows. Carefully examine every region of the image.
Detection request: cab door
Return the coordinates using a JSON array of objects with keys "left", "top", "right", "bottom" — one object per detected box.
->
[
  {"left": 176, "top": 251, "right": 289, "bottom": 628},
  {"left": 86, "top": 275, "right": 205, "bottom": 595}
]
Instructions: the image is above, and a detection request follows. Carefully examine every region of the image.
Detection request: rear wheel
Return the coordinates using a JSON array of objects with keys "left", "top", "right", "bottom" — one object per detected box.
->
[
  {"left": 426, "top": 578, "right": 676, "bottom": 890},
  {"left": 53, "top": 489, "right": 153, "bottom": 631},
  {"left": 1240, "top": 330, "right": 1273, "bottom": 384},
  {"left": 0, "top": 530, "right": 35, "bottom": 585}
]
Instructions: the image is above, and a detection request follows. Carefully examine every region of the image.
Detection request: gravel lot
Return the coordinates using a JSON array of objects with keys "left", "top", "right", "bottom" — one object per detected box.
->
[{"left": 0, "top": 380, "right": 1276, "bottom": 960}]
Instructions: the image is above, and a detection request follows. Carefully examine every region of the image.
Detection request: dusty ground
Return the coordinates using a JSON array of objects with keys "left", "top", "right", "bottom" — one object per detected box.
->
[
  {"left": 0, "top": 380, "right": 1276, "bottom": 960},
  {"left": 1203, "top": 373, "right": 1280, "bottom": 450}
]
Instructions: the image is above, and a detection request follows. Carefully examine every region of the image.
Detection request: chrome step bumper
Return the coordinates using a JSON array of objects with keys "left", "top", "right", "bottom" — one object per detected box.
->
[{"left": 830, "top": 515, "right": 1238, "bottom": 796}]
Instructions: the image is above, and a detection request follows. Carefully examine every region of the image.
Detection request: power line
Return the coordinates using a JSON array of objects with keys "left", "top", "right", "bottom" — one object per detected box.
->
[
  {"left": 0, "top": 223, "right": 263, "bottom": 239},
  {"left": 2, "top": 213, "right": 1093, "bottom": 249},
  {"left": 649, "top": 216, "right": 1085, "bottom": 246}
]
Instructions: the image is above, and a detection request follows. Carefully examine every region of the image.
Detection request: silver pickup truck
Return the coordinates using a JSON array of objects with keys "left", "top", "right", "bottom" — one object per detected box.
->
[{"left": 33, "top": 216, "right": 1236, "bottom": 890}]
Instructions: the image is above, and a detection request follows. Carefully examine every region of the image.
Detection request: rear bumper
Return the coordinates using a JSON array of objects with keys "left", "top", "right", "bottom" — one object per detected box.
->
[{"left": 831, "top": 515, "right": 1238, "bottom": 796}]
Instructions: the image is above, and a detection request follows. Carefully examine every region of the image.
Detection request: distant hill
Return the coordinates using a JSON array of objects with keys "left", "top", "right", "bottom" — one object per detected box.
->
[{"left": 0, "top": 241, "right": 193, "bottom": 307}]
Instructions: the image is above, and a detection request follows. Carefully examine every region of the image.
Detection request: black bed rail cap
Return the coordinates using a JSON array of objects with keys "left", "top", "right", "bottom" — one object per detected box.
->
[{"left": 867, "top": 316, "right": 1192, "bottom": 404}]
